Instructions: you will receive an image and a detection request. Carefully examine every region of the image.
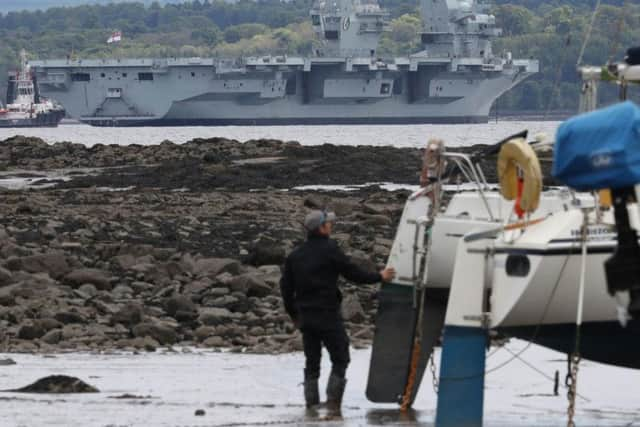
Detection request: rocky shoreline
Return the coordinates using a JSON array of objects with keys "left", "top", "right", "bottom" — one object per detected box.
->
[
  {"left": 0, "top": 135, "right": 553, "bottom": 355},
  {"left": 0, "top": 136, "right": 418, "bottom": 355}
]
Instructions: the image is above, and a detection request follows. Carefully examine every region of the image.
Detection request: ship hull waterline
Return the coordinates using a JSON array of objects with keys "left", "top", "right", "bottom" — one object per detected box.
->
[{"left": 80, "top": 115, "right": 490, "bottom": 127}]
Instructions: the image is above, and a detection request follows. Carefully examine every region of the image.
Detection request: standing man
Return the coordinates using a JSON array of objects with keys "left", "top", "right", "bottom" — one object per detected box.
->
[{"left": 280, "top": 210, "right": 395, "bottom": 414}]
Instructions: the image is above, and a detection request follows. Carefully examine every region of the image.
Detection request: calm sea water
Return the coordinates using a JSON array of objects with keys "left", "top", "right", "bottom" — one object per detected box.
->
[
  {"left": 0, "top": 120, "right": 561, "bottom": 148},
  {"left": 2, "top": 343, "right": 639, "bottom": 426}
]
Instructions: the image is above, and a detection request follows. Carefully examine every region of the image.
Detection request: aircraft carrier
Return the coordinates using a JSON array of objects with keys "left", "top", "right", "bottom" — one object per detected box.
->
[{"left": 29, "top": 0, "right": 539, "bottom": 127}]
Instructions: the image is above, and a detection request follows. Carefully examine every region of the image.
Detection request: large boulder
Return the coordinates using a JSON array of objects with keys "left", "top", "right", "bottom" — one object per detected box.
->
[
  {"left": 346, "top": 250, "right": 378, "bottom": 273},
  {"left": 5, "top": 253, "right": 70, "bottom": 279},
  {"left": 361, "top": 214, "right": 392, "bottom": 227},
  {"left": 36, "top": 318, "right": 63, "bottom": 332},
  {"left": 163, "top": 295, "right": 198, "bottom": 322},
  {"left": 132, "top": 322, "right": 177, "bottom": 345},
  {"left": 17, "top": 323, "right": 46, "bottom": 340},
  {"left": 54, "top": 311, "right": 87, "bottom": 325},
  {"left": 112, "top": 254, "right": 137, "bottom": 270},
  {"left": 193, "top": 258, "right": 241, "bottom": 278},
  {"left": 203, "top": 336, "right": 225, "bottom": 347},
  {"left": 0, "top": 267, "right": 13, "bottom": 287},
  {"left": 63, "top": 268, "right": 111, "bottom": 291},
  {"left": 199, "top": 308, "right": 235, "bottom": 326},
  {"left": 257, "top": 265, "right": 282, "bottom": 288},
  {"left": 111, "top": 303, "right": 144, "bottom": 327},
  {"left": 163, "top": 295, "right": 196, "bottom": 317},
  {"left": 245, "top": 238, "right": 286, "bottom": 267},
  {"left": 41, "top": 329, "right": 63, "bottom": 345},
  {"left": 128, "top": 262, "right": 165, "bottom": 282},
  {"left": 194, "top": 326, "right": 217, "bottom": 342},
  {"left": 229, "top": 273, "right": 272, "bottom": 298},
  {"left": 341, "top": 293, "right": 366, "bottom": 323},
  {"left": 0, "top": 284, "right": 19, "bottom": 306},
  {"left": 7, "top": 375, "right": 99, "bottom": 393}
]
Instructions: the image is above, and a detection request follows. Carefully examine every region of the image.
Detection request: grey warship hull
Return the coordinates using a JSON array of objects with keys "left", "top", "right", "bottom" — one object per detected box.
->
[
  {"left": 92, "top": 117, "right": 488, "bottom": 126},
  {"left": 29, "top": 0, "right": 539, "bottom": 127},
  {"left": 30, "top": 58, "right": 536, "bottom": 127}
]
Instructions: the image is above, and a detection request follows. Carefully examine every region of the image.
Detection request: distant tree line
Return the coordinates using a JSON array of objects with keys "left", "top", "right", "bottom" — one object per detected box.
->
[{"left": 1, "top": 0, "right": 639, "bottom": 111}]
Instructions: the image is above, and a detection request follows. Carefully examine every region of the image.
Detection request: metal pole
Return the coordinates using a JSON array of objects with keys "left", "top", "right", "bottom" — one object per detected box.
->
[{"left": 576, "top": 210, "right": 589, "bottom": 326}]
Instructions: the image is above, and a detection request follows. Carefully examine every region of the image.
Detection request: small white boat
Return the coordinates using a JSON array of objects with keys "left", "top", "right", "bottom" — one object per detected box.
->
[
  {"left": 1, "top": 50, "right": 64, "bottom": 128},
  {"left": 367, "top": 134, "right": 596, "bottom": 404}
]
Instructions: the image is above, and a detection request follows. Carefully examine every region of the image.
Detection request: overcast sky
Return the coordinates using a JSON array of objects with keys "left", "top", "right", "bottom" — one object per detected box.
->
[{"left": 0, "top": 1, "right": 177, "bottom": 14}]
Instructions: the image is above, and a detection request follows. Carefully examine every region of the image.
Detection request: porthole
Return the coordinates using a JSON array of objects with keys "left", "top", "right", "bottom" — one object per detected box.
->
[{"left": 506, "top": 254, "right": 530, "bottom": 277}]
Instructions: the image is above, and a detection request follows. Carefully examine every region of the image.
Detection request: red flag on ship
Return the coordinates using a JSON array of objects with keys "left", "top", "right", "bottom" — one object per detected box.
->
[{"left": 107, "top": 31, "right": 122, "bottom": 44}]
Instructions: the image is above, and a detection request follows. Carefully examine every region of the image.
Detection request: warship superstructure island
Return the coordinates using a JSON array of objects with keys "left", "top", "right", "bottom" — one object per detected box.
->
[{"left": 29, "top": 0, "right": 538, "bottom": 127}]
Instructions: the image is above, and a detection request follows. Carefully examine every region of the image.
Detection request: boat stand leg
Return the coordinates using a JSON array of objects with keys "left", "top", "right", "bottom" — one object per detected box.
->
[
  {"left": 435, "top": 326, "right": 486, "bottom": 427},
  {"left": 435, "top": 237, "right": 490, "bottom": 427}
]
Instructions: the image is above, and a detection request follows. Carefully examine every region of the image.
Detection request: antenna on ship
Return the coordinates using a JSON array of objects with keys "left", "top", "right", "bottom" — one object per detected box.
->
[
  {"left": 67, "top": 44, "right": 77, "bottom": 63},
  {"left": 19, "top": 49, "right": 29, "bottom": 80}
]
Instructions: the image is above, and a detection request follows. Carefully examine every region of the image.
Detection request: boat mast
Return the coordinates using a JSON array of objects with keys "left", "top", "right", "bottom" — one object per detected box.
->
[{"left": 13, "top": 50, "right": 35, "bottom": 106}]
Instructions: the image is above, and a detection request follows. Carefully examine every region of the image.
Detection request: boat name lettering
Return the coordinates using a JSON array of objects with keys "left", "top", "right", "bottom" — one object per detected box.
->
[
  {"left": 570, "top": 226, "right": 614, "bottom": 238},
  {"left": 591, "top": 153, "right": 613, "bottom": 169}
]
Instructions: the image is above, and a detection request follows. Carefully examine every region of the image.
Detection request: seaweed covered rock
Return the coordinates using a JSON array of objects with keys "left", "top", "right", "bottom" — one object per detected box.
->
[{"left": 7, "top": 375, "right": 99, "bottom": 393}]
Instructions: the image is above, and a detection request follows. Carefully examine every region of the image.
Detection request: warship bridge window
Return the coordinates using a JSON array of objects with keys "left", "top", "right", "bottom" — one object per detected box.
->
[
  {"left": 138, "top": 72, "right": 154, "bottom": 81},
  {"left": 325, "top": 30, "right": 339, "bottom": 40},
  {"left": 505, "top": 254, "right": 530, "bottom": 277},
  {"left": 312, "top": 15, "right": 321, "bottom": 26},
  {"left": 380, "top": 83, "right": 390, "bottom": 95},
  {"left": 70, "top": 73, "right": 91, "bottom": 82}
]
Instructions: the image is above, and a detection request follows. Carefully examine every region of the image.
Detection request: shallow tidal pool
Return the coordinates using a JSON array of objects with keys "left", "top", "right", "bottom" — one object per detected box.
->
[{"left": 0, "top": 341, "right": 638, "bottom": 427}]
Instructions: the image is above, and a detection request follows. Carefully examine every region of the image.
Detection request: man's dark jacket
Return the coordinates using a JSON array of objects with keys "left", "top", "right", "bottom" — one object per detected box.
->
[{"left": 280, "top": 234, "right": 382, "bottom": 320}]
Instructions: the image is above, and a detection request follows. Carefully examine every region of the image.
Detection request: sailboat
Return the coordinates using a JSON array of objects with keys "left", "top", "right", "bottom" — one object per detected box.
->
[
  {"left": 434, "top": 50, "right": 640, "bottom": 426},
  {"left": 366, "top": 47, "right": 640, "bottom": 415}
]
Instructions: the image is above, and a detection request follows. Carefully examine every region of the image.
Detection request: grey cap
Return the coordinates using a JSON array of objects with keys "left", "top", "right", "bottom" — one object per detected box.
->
[{"left": 304, "top": 210, "right": 336, "bottom": 231}]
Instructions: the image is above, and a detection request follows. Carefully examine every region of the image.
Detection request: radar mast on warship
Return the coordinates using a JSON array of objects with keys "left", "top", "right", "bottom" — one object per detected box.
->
[{"left": 30, "top": 0, "right": 538, "bottom": 127}]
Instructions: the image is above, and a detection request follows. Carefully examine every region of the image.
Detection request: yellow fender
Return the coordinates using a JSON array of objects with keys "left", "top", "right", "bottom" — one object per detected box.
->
[{"left": 497, "top": 138, "right": 543, "bottom": 214}]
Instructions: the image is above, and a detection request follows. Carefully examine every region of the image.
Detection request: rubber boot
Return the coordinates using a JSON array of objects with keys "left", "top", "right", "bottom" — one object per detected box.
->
[
  {"left": 304, "top": 378, "right": 320, "bottom": 409},
  {"left": 325, "top": 374, "right": 347, "bottom": 417}
]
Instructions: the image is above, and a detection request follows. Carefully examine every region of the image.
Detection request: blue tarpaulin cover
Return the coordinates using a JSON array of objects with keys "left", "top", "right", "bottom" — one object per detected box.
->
[{"left": 553, "top": 101, "right": 640, "bottom": 190}]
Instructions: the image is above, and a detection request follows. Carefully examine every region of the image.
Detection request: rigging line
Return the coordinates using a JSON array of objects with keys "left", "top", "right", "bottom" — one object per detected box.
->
[
  {"left": 541, "top": 0, "right": 601, "bottom": 125},
  {"left": 486, "top": 342, "right": 507, "bottom": 360},
  {"left": 482, "top": 247, "right": 571, "bottom": 377},
  {"left": 576, "top": 0, "right": 601, "bottom": 67},
  {"left": 608, "top": 0, "right": 631, "bottom": 63},
  {"left": 542, "top": 32, "right": 573, "bottom": 123},
  {"left": 501, "top": 345, "right": 590, "bottom": 402},
  {"left": 438, "top": 240, "right": 576, "bottom": 382}
]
